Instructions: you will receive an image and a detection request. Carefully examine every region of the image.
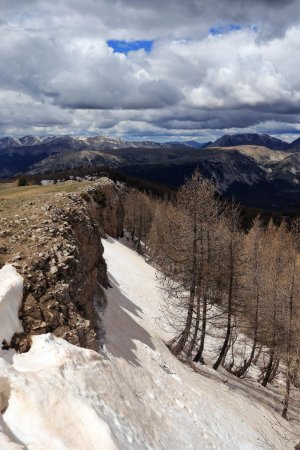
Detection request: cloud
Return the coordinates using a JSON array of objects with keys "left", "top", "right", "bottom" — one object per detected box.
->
[
  {"left": 0, "top": 1, "right": 300, "bottom": 139},
  {"left": 31, "top": 0, "right": 300, "bottom": 40}
]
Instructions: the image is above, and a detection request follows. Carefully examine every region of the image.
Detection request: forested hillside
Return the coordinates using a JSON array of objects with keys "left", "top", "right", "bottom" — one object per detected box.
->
[{"left": 123, "top": 171, "right": 300, "bottom": 420}]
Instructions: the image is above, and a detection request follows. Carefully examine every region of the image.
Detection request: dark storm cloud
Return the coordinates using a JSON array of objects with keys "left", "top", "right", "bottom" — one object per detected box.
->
[
  {"left": 41, "top": 0, "right": 300, "bottom": 39},
  {"left": 0, "top": 0, "right": 300, "bottom": 139}
]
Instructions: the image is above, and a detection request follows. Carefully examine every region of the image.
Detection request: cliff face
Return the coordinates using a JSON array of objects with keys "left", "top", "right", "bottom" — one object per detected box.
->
[{"left": 0, "top": 178, "right": 124, "bottom": 353}]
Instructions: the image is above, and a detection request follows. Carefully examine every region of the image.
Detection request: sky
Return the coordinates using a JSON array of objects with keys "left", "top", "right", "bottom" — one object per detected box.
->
[{"left": 1, "top": 0, "right": 300, "bottom": 142}]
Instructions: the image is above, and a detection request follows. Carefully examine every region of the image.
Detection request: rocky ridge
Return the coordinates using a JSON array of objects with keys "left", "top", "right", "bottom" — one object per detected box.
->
[{"left": 0, "top": 177, "right": 124, "bottom": 353}]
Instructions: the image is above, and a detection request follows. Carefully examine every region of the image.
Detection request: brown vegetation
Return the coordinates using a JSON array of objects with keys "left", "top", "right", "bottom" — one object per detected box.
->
[{"left": 124, "top": 169, "right": 300, "bottom": 420}]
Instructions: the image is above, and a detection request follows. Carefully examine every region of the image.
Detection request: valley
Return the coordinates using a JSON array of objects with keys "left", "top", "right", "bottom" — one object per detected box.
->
[{"left": 0, "top": 133, "right": 299, "bottom": 210}]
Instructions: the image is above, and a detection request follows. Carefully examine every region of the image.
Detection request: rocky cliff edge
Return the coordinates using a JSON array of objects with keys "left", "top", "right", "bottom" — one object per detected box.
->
[{"left": 0, "top": 177, "right": 124, "bottom": 353}]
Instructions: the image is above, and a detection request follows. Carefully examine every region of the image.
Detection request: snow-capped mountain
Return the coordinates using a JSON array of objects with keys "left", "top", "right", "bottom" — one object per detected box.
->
[
  {"left": 19, "top": 136, "right": 45, "bottom": 146},
  {"left": 0, "top": 137, "right": 23, "bottom": 149},
  {"left": 0, "top": 135, "right": 171, "bottom": 152},
  {"left": 0, "top": 135, "right": 190, "bottom": 177}
]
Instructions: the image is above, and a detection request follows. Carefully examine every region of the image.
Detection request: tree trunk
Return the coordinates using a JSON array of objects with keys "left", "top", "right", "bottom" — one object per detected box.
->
[
  {"left": 226, "top": 332, "right": 238, "bottom": 372},
  {"left": 234, "top": 337, "right": 257, "bottom": 378},
  {"left": 253, "top": 344, "right": 262, "bottom": 365},
  {"left": 131, "top": 227, "right": 135, "bottom": 241},
  {"left": 193, "top": 294, "right": 207, "bottom": 364},
  {"left": 213, "top": 302, "right": 232, "bottom": 370},
  {"left": 221, "top": 334, "right": 233, "bottom": 368},
  {"left": 262, "top": 349, "right": 275, "bottom": 387},
  {"left": 269, "top": 357, "right": 280, "bottom": 383},
  {"left": 291, "top": 358, "right": 300, "bottom": 387},
  {"left": 171, "top": 287, "right": 195, "bottom": 356},
  {"left": 234, "top": 297, "right": 259, "bottom": 377},
  {"left": 262, "top": 285, "right": 278, "bottom": 387},
  {"left": 173, "top": 220, "right": 198, "bottom": 357},
  {"left": 186, "top": 294, "right": 201, "bottom": 358},
  {"left": 194, "top": 227, "right": 211, "bottom": 364},
  {"left": 282, "top": 361, "right": 291, "bottom": 419},
  {"left": 282, "top": 253, "right": 296, "bottom": 418},
  {"left": 213, "top": 242, "right": 234, "bottom": 371}
]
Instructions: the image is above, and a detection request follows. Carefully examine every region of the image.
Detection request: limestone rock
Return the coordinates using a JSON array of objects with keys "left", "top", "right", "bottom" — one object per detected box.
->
[{"left": 0, "top": 179, "right": 124, "bottom": 354}]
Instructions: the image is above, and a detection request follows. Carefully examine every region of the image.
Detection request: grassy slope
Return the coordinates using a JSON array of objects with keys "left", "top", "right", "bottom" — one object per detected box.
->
[{"left": 0, "top": 181, "right": 93, "bottom": 201}]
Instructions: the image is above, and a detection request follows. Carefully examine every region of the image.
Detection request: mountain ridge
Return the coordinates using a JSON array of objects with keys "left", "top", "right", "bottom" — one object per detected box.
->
[
  {"left": 0, "top": 133, "right": 299, "bottom": 209},
  {"left": 2, "top": 132, "right": 300, "bottom": 152},
  {"left": 205, "top": 133, "right": 289, "bottom": 150}
]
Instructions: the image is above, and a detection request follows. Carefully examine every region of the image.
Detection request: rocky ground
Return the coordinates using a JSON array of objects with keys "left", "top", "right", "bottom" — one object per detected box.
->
[{"left": 0, "top": 177, "right": 124, "bottom": 353}]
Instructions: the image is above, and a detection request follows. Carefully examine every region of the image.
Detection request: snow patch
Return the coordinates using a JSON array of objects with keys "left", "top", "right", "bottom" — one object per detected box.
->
[
  {"left": 101, "top": 237, "right": 295, "bottom": 449},
  {"left": 0, "top": 242, "right": 296, "bottom": 449},
  {"left": 0, "top": 265, "right": 23, "bottom": 358},
  {"left": 1, "top": 335, "right": 119, "bottom": 450}
]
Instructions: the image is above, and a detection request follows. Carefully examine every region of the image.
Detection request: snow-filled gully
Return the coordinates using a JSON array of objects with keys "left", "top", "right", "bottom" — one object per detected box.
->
[{"left": 0, "top": 242, "right": 295, "bottom": 449}]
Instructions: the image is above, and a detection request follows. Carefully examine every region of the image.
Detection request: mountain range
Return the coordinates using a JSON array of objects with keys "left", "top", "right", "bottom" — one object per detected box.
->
[{"left": 0, "top": 133, "right": 299, "bottom": 209}]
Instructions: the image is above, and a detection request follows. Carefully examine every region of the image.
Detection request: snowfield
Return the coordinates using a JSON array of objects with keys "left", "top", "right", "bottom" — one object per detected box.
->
[{"left": 0, "top": 242, "right": 297, "bottom": 449}]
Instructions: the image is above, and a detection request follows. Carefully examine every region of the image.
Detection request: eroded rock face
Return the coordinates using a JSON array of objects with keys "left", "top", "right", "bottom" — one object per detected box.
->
[
  {"left": 82, "top": 180, "right": 125, "bottom": 239},
  {"left": 0, "top": 178, "right": 124, "bottom": 352}
]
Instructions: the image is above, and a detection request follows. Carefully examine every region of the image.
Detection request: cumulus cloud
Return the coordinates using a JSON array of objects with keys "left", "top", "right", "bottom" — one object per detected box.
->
[{"left": 0, "top": 0, "right": 300, "bottom": 139}]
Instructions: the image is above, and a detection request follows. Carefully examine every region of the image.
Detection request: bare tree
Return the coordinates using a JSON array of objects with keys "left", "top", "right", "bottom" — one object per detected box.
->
[
  {"left": 281, "top": 222, "right": 300, "bottom": 418},
  {"left": 124, "top": 190, "right": 155, "bottom": 252},
  {"left": 137, "top": 172, "right": 300, "bottom": 418},
  {"left": 233, "top": 218, "right": 265, "bottom": 377},
  {"left": 149, "top": 170, "right": 223, "bottom": 359},
  {"left": 213, "top": 203, "right": 245, "bottom": 371},
  {"left": 260, "top": 222, "right": 288, "bottom": 387}
]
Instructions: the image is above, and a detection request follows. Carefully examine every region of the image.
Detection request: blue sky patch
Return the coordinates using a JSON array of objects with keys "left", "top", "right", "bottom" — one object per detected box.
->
[
  {"left": 107, "top": 40, "right": 153, "bottom": 54},
  {"left": 209, "top": 24, "right": 242, "bottom": 35}
]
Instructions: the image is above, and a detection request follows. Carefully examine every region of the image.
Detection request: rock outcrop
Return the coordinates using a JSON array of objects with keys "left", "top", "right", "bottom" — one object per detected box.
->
[{"left": 0, "top": 177, "right": 124, "bottom": 353}]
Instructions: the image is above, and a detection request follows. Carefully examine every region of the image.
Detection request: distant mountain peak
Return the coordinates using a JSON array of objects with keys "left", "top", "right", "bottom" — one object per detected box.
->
[
  {"left": 287, "top": 136, "right": 300, "bottom": 152},
  {"left": 206, "top": 133, "right": 288, "bottom": 150}
]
